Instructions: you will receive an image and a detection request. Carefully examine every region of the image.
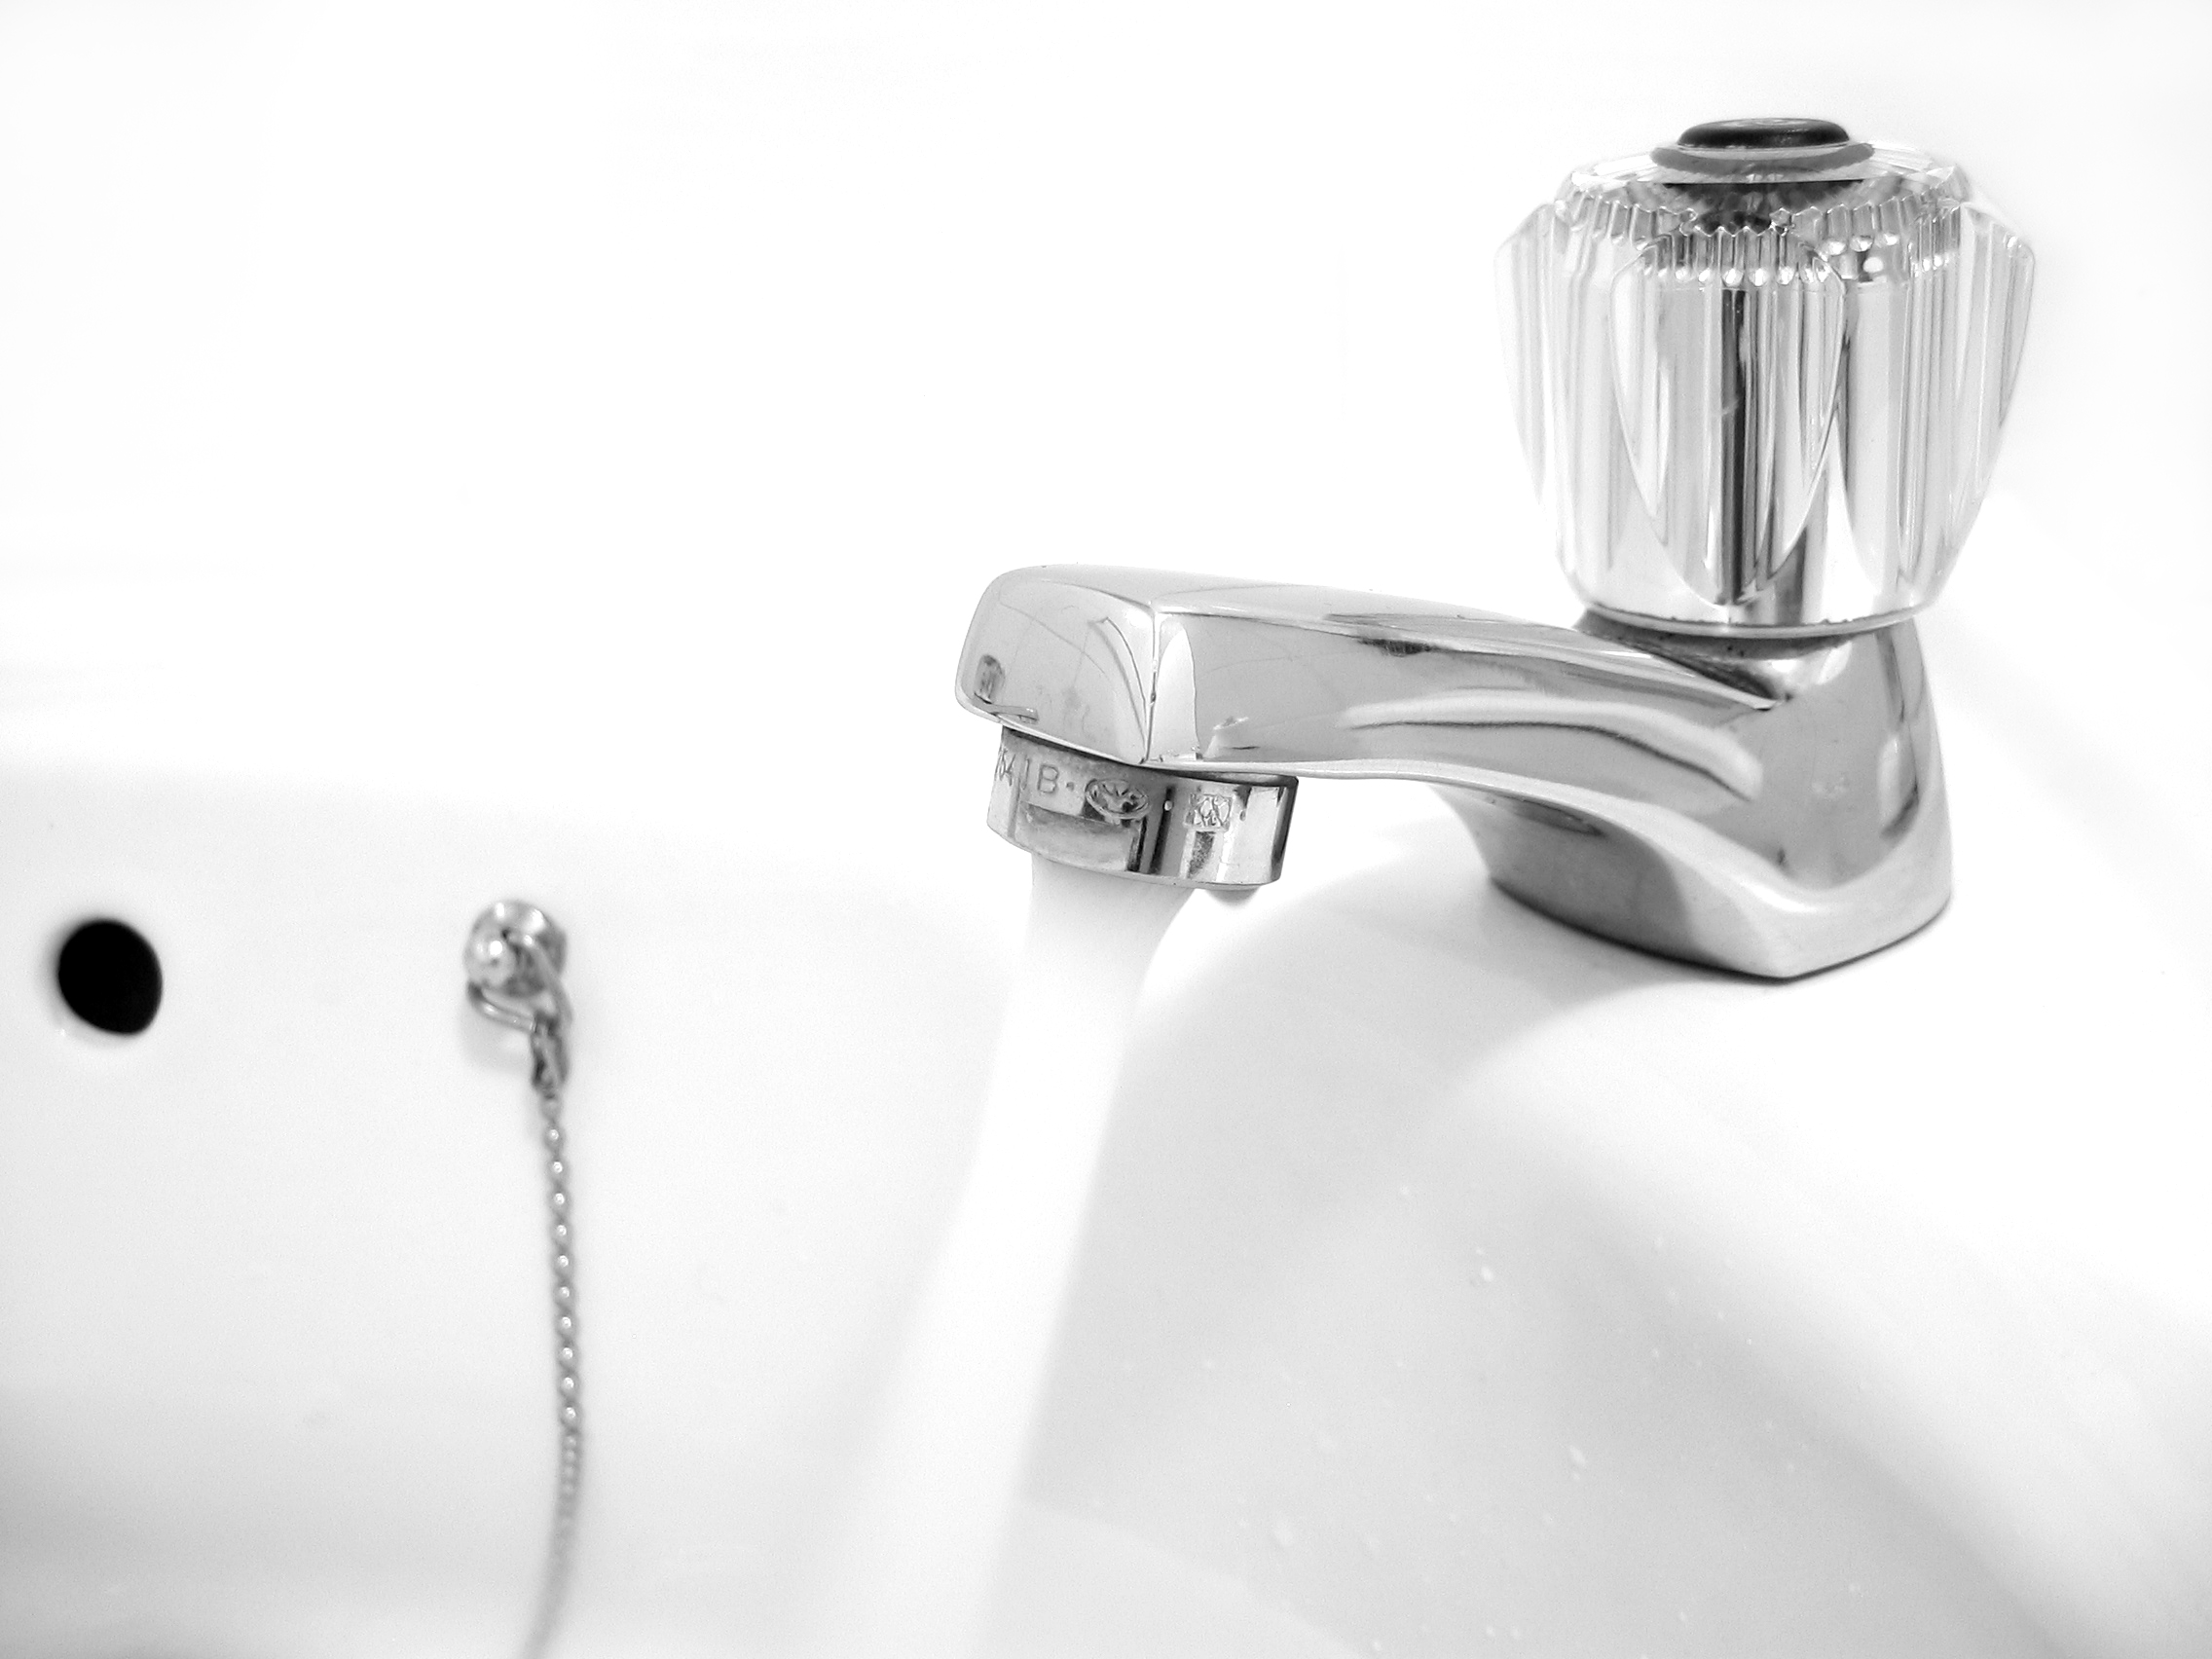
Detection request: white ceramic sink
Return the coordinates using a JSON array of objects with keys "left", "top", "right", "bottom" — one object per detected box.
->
[{"left": 2, "top": 532, "right": 2206, "bottom": 1657}]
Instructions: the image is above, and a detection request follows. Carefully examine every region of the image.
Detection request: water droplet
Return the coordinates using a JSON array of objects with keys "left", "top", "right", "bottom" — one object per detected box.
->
[
  {"left": 1567, "top": 1445, "right": 1587, "bottom": 1469},
  {"left": 1479, "top": 1265, "right": 1495, "bottom": 1283}
]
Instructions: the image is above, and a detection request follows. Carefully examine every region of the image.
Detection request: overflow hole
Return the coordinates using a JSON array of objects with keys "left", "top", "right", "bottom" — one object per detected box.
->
[{"left": 56, "top": 919, "right": 164, "bottom": 1035}]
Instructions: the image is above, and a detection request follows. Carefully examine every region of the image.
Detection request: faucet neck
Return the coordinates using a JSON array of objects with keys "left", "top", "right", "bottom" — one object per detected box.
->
[{"left": 960, "top": 567, "right": 1947, "bottom": 977}]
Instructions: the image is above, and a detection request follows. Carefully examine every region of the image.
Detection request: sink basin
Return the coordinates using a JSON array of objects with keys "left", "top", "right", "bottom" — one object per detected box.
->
[
  {"left": 1030, "top": 788, "right": 2212, "bottom": 1659},
  {"left": 2, "top": 508, "right": 2205, "bottom": 1658}
]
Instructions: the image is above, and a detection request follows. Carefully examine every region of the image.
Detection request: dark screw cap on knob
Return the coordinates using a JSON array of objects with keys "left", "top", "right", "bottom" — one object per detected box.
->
[
  {"left": 1676, "top": 116, "right": 1851, "bottom": 150},
  {"left": 1652, "top": 117, "right": 1871, "bottom": 174}
]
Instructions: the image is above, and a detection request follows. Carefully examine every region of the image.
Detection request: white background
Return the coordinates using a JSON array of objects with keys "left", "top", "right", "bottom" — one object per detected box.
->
[{"left": 0, "top": 0, "right": 2203, "bottom": 960}]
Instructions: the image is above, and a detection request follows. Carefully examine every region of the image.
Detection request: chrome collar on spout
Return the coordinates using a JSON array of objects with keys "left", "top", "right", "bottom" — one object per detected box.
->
[{"left": 956, "top": 119, "right": 2033, "bottom": 980}]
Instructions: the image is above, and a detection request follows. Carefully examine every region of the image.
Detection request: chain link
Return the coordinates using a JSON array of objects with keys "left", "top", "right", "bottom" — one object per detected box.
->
[{"left": 519, "top": 1060, "right": 582, "bottom": 1659}]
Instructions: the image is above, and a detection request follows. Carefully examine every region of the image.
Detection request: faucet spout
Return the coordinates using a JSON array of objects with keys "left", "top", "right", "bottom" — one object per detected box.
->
[{"left": 958, "top": 567, "right": 1948, "bottom": 978}]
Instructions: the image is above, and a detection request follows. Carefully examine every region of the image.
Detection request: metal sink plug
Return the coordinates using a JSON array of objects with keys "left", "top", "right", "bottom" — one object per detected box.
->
[{"left": 956, "top": 118, "right": 2034, "bottom": 978}]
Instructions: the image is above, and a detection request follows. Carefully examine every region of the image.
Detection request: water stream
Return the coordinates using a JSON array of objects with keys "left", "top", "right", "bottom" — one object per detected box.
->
[{"left": 830, "top": 856, "right": 1191, "bottom": 1658}]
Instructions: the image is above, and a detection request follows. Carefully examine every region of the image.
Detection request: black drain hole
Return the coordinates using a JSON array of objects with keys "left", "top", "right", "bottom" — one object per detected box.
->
[{"left": 56, "top": 919, "right": 164, "bottom": 1035}]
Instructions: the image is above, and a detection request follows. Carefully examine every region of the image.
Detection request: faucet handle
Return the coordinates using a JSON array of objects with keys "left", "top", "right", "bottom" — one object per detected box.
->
[{"left": 1498, "top": 119, "right": 2034, "bottom": 634}]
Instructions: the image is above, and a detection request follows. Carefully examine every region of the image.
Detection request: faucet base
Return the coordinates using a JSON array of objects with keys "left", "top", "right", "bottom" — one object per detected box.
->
[
  {"left": 1443, "top": 785, "right": 1951, "bottom": 980},
  {"left": 1435, "top": 615, "right": 1955, "bottom": 978},
  {"left": 1434, "top": 617, "right": 1955, "bottom": 979}
]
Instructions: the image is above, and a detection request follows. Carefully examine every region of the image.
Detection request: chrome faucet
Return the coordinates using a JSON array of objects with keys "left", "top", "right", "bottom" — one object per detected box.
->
[{"left": 956, "top": 119, "right": 2034, "bottom": 979}]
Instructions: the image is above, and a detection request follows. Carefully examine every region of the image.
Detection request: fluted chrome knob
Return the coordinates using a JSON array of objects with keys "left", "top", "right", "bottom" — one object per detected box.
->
[{"left": 1498, "top": 119, "right": 2034, "bottom": 634}]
